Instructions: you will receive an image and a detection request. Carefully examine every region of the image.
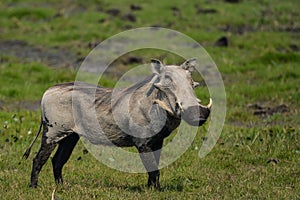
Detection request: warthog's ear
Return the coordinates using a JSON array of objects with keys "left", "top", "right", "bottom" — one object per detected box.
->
[
  {"left": 181, "top": 58, "right": 197, "bottom": 72},
  {"left": 151, "top": 59, "right": 164, "bottom": 74},
  {"left": 146, "top": 59, "right": 164, "bottom": 96}
]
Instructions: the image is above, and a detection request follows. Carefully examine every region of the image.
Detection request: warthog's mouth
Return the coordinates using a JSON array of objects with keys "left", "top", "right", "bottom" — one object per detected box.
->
[{"left": 181, "top": 98, "right": 212, "bottom": 126}]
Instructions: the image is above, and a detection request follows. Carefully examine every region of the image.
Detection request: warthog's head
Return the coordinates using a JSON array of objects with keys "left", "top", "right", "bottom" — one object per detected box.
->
[{"left": 149, "top": 58, "right": 212, "bottom": 126}]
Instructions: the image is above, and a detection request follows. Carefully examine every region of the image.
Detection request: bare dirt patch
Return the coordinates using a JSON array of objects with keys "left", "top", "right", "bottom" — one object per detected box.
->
[
  {"left": 0, "top": 40, "right": 80, "bottom": 68},
  {"left": 248, "top": 103, "right": 290, "bottom": 116}
]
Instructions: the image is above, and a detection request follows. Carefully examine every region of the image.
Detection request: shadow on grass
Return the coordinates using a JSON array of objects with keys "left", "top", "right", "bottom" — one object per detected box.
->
[
  {"left": 120, "top": 177, "right": 186, "bottom": 192},
  {"left": 96, "top": 179, "right": 186, "bottom": 192},
  {"left": 111, "top": 183, "right": 184, "bottom": 192}
]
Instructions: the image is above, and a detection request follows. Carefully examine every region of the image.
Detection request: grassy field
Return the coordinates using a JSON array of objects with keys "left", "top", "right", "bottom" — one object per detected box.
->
[{"left": 0, "top": 0, "right": 299, "bottom": 199}]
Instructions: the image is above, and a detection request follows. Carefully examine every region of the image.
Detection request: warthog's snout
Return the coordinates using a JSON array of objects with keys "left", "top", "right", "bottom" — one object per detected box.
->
[{"left": 182, "top": 99, "right": 212, "bottom": 126}]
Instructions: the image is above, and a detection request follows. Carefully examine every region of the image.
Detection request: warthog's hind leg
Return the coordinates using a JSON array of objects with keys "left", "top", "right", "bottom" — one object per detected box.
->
[
  {"left": 51, "top": 133, "right": 79, "bottom": 184},
  {"left": 30, "top": 135, "right": 57, "bottom": 188}
]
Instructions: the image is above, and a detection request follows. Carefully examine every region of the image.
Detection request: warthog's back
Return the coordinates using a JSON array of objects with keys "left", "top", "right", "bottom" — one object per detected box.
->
[{"left": 41, "top": 82, "right": 133, "bottom": 146}]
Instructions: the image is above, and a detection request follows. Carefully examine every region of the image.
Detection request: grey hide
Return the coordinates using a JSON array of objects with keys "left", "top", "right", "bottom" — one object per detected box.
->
[{"left": 23, "top": 58, "right": 212, "bottom": 190}]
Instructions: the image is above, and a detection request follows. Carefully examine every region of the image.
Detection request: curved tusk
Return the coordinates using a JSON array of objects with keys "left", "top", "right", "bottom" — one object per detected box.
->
[
  {"left": 207, "top": 98, "right": 212, "bottom": 109},
  {"left": 193, "top": 81, "right": 200, "bottom": 89},
  {"left": 196, "top": 98, "right": 202, "bottom": 103}
]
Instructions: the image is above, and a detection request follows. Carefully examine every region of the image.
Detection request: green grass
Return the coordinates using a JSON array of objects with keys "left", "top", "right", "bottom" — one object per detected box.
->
[
  {"left": 0, "top": 61, "right": 75, "bottom": 101},
  {"left": 0, "top": 0, "right": 299, "bottom": 199},
  {"left": 0, "top": 115, "right": 299, "bottom": 199}
]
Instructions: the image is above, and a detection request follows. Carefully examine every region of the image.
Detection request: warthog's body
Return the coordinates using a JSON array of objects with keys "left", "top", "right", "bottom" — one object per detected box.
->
[{"left": 24, "top": 59, "right": 211, "bottom": 189}]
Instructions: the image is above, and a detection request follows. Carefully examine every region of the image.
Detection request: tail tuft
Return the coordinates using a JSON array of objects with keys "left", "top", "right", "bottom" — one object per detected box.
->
[
  {"left": 23, "top": 147, "right": 32, "bottom": 160},
  {"left": 22, "top": 117, "right": 43, "bottom": 160}
]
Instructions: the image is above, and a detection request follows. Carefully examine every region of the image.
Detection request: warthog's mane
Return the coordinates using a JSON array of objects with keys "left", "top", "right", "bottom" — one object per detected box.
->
[
  {"left": 51, "top": 74, "right": 157, "bottom": 110},
  {"left": 110, "top": 74, "right": 156, "bottom": 108}
]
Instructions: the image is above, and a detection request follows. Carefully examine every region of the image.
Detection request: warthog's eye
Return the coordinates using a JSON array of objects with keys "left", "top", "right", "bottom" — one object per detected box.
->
[{"left": 163, "top": 75, "right": 173, "bottom": 86}]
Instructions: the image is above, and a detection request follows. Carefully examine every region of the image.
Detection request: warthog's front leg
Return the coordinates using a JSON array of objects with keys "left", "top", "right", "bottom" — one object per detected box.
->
[{"left": 136, "top": 140, "right": 163, "bottom": 190}]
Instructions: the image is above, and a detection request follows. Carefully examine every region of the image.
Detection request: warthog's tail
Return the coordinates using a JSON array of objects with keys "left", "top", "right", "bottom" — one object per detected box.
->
[{"left": 23, "top": 117, "right": 43, "bottom": 160}]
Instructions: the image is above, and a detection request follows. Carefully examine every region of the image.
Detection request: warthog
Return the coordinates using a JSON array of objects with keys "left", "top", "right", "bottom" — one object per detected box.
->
[{"left": 23, "top": 58, "right": 212, "bottom": 189}]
